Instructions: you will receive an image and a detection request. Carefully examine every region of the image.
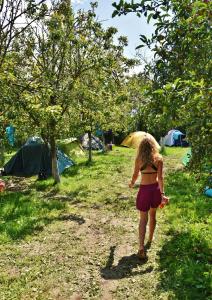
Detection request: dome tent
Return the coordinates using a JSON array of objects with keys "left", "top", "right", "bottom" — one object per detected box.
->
[
  {"left": 81, "top": 133, "right": 104, "bottom": 150},
  {"left": 121, "top": 131, "right": 160, "bottom": 150},
  {"left": 57, "top": 138, "right": 85, "bottom": 159},
  {"left": 164, "top": 129, "right": 189, "bottom": 147},
  {"left": 3, "top": 137, "right": 74, "bottom": 178},
  {"left": 25, "top": 136, "right": 43, "bottom": 145}
]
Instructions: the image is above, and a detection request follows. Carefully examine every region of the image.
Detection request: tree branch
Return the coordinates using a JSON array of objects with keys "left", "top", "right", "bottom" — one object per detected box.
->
[{"left": 2, "top": 0, "right": 47, "bottom": 31}]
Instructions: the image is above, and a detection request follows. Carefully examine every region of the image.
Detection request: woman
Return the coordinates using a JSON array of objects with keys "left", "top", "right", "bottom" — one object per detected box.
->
[{"left": 129, "top": 135, "right": 168, "bottom": 259}]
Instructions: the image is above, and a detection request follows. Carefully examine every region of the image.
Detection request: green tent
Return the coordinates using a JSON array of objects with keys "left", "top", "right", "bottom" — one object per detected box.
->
[
  {"left": 3, "top": 138, "right": 74, "bottom": 178},
  {"left": 57, "top": 138, "right": 85, "bottom": 159},
  {"left": 182, "top": 149, "right": 192, "bottom": 167}
]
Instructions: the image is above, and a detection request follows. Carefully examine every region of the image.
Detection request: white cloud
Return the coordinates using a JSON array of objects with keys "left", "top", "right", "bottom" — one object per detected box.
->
[
  {"left": 71, "top": 0, "right": 87, "bottom": 4},
  {"left": 36, "top": 0, "right": 87, "bottom": 7},
  {"left": 128, "top": 65, "right": 144, "bottom": 76}
]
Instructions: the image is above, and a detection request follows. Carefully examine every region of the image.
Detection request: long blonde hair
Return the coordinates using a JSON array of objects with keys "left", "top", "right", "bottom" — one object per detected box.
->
[{"left": 137, "top": 135, "right": 161, "bottom": 164}]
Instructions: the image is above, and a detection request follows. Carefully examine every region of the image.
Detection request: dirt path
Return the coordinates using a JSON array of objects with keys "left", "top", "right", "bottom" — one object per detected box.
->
[
  {"left": 0, "top": 150, "right": 182, "bottom": 300},
  {"left": 0, "top": 201, "right": 169, "bottom": 300}
]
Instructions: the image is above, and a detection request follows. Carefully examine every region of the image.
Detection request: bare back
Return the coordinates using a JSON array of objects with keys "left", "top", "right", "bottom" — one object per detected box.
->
[{"left": 139, "top": 157, "right": 163, "bottom": 185}]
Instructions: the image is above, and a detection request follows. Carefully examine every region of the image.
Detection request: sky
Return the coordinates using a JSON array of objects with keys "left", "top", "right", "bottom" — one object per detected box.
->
[
  {"left": 71, "top": 0, "right": 155, "bottom": 63},
  {"left": 38, "top": 0, "right": 155, "bottom": 73}
]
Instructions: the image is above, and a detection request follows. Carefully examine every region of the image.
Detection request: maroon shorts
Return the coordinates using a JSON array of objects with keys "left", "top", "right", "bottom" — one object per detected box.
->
[{"left": 136, "top": 183, "right": 162, "bottom": 212}]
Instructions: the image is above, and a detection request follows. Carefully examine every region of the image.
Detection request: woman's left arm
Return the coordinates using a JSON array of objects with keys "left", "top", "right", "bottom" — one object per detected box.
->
[{"left": 129, "top": 158, "right": 141, "bottom": 188}]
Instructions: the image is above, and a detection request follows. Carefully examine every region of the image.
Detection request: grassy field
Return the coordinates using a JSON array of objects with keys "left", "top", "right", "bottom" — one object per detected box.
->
[{"left": 0, "top": 146, "right": 211, "bottom": 300}]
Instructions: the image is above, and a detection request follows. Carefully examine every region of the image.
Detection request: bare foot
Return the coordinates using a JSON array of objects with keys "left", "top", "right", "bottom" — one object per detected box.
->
[{"left": 137, "top": 248, "right": 146, "bottom": 259}]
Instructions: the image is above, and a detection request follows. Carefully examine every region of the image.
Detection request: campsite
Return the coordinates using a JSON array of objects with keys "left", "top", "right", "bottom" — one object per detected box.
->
[
  {"left": 0, "top": 134, "right": 211, "bottom": 299},
  {"left": 0, "top": 1, "right": 211, "bottom": 300}
]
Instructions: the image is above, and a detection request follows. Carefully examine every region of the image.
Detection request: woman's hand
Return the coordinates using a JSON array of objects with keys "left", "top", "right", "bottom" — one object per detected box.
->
[
  {"left": 129, "top": 182, "right": 134, "bottom": 188},
  {"left": 162, "top": 195, "right": 169, "bottom": 204}
]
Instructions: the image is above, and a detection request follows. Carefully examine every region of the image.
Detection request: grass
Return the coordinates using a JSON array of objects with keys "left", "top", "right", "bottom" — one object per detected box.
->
[
  {"left": 0, "top": 146, "right": 211, "bottom": 300},
  {"left": 0, "top": 191, "right": 66, "bottom": 243},
  {"left": 159, "top": 170, "right": 211, "bottom": 299}
]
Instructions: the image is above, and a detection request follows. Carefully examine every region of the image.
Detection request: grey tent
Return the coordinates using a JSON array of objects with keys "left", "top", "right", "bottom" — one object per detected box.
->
[{"left": 81, "top": 133, "right": 104, "bottom": 150}]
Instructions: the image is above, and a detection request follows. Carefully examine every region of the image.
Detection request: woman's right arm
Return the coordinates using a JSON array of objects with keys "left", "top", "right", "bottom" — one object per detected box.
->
[
  {"left": 129, "top": 157, "right": 141, "bottom": 188},
  {"left": 157, "top": 159, "right": 164, "bottom": 195}
]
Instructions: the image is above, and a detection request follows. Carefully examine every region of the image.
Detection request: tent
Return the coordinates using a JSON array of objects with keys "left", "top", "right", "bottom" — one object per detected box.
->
[
  {"left": 57, "top": 138, "right": 85, "bottom": 159},
  {"left": 121, "top": 131, "right": 160, "bottom": 150},
  {"left": 182, "top": 149, "right": 192, "bottom": 167},
  {"left": 164, "top": 129, "right": 189, "bottom": 147},
  {"left": 3, "top": 137, "right": 74, "bottom": 178},
  {"left": 81, "top": 133, "right": 104, "bottom": 150},
  {"left": 25, "top": 136, "right": 43, "bottom": 145},
  {"left": 204, "top": 175, "right": 212, "bottom": 197},
  {"left": 204, "top": 187, "right": 212, "bottom": 197}
]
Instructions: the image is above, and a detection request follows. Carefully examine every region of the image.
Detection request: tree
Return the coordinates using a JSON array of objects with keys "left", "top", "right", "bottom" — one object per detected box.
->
[
  {"left": 72, "top": 71, "right": 131, "bottom": 162},
  {"left": 123, "top": 73, "right": 150, "bottom": 133},
  {"left": 70, "top": 31, "right": 136, "bottom": 162},
  {"left": 113, "top": 0, "right": 212, "bottom": 170},
  {"left": 0, "top": 0, "right": 48, "bottom": 110},
  {"left": 0, "top": 0, "right": 47, "bottom": 123},
  {"left": 0, "top": 0, "right": 48, "bottom": 165},
  {"left": 0, "top": 0, "right": 48, "bottom": 68},
  {"left": 7, "top": 1, "right": 134, "bottom": 181}
]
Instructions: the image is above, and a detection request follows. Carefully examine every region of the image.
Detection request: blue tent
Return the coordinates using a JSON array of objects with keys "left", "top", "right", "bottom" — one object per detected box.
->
[
  {"left": 204, "top": 187, "right": 212, "bottom": 197},
  {"left": 164, "top": 129, "right": 189, "bottom": 147},
  {"left": 57, "top": 150, "right": 74, "bottom": 174}
]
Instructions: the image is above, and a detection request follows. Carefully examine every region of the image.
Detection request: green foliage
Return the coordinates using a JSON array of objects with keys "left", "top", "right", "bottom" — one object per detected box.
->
[
  {"left": 71, "top": 71, "right": 132, "bottom": 137},
  {"left": 113, "top": 0, "right": 212, "bottom": 172},
  {"left": 1, "top": 1, "right": 136, "bottom": 180},
  {"left": 124, "top": 74, "right": 150, "bottom": 132}
]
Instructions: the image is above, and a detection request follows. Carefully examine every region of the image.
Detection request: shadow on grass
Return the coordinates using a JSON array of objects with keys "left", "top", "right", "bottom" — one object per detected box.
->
[
  {"left": 100, "top": 246, "right": 152, "bottom": 280},
  {"left": 0, "top": 191, "right": 84, "bottom": 242},
  {"left": 57, "top": 213, "right": 85, "bottom": 224},
  {"left": 157, "top": 232, "right": 211, "bottom": 299},
  {"left": 62, "top": 161, "right": 89, "bottom": 177}
]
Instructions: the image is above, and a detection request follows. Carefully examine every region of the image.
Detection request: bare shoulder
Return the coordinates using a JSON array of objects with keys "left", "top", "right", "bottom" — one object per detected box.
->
[
  {"left": 155, "top": 154, "right": 163, "bottom": 166},
  {"left": 158, "top": 154, "right": 163, "bottom": 162},
  {"left": 135, "top": 156, "right": 142, "bottom": 167}
]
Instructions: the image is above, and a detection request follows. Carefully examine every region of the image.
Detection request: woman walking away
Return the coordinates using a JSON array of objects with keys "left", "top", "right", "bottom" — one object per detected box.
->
[{"left": 129, "top": 135, "right": 169, "bottom": 259}]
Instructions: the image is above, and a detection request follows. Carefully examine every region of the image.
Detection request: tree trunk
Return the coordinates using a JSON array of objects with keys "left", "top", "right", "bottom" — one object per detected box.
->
[
  {"left": 50, "top": 134, "right": 60, "bottom": 184},
  {"left": 41, "top": 132, "right": 48, "bottom": 145},
  {"left": 0, "top": 142, "right": 5, "bottom": 167},
  {"left": 88, "top": 131, "right": 92, "bottom": 163},
  {"left": 49, "top": 94, "right": 60, "bottom": 184},
  {"left": 102, "top": 132, "right": 106, "bottom": 152}
]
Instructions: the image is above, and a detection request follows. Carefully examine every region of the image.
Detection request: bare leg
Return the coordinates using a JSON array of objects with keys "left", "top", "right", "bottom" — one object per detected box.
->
[
  {"left": 139, "top": 211, "right": 148, "bottom": 250},
  {"left": 149, "top": 208, "right": 157, "bottom": 242}
]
